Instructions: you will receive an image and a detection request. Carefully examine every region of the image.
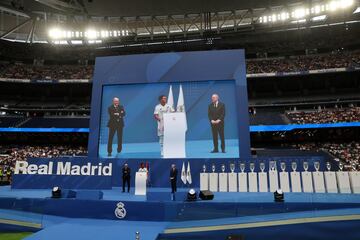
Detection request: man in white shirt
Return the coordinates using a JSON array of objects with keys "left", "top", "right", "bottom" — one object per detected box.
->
[{"left": 154, "top": 95, "right": 173, "bottom": 157}]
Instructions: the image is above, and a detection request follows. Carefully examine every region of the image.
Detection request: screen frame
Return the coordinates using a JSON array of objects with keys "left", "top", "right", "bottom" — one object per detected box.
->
[{"left": 88, "top": 50, "right": 251, "bottom": 160}]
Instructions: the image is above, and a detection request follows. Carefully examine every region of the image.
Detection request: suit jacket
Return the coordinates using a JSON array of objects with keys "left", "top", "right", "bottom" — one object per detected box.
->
[
  {"left": 208, "top": 102, "right": 225, "bottom": 123},
  {"left": 107, "top": 105, "right": 125, "bottom": 128},
  {"left": 170, "top": 168, "right": 178, "bottom": 181},
  {"left": 122, "top": 167, "right": 131, "bottom": 179}
]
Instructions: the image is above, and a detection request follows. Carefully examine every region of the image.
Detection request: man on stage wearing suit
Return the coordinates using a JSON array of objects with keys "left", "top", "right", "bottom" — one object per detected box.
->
[
  {"left": 208, "top": 94, "right": 226, "bottom": 153},
  {"left": 170, "top": 164, "right": 178, "bottom": 193},
  {"left": 107, "top": 97, "right": 126, "bottom": 157},
  {"left": 122, "top": 163, "right": 131, "bottom": 193}
]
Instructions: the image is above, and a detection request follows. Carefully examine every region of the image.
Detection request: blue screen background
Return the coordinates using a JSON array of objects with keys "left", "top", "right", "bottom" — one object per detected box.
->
[{"left": 99, "top": 80, "right": 239, "bottom": 144}]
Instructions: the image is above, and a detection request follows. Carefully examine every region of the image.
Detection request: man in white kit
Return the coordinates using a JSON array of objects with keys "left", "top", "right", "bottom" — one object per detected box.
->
[{"left": 154, "top": 95, "right": 173, "bottom": 157}]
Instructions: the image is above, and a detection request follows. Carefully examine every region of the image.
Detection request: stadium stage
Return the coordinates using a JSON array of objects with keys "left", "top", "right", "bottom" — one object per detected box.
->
[
  {"left": 1, "top": 186, "right": 360, "bottom": 239},
  {"left": 99, "top": 139, "right": 240, "bottom": 159}
]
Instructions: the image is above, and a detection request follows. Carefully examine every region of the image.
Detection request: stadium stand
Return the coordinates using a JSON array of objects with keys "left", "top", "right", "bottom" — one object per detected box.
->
[
  {"left": 0, "top": 116, "right": 25, "bottom": 127},
  {"left": 19, "top": 117, "right": 89, "bottom": 128},
  {"left": 0, "top": 51, "right": 359, "bottom": 79},
  {"left": 286, "top": 106, "right": 360, "bottom": 124}
]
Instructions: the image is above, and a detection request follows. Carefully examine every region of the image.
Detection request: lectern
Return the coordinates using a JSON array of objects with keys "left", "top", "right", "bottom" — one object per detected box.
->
[
  {"left": 163, "top": 112, "right": 187, "bottom": 158},
  {"left": 135, "top": 172, "right": 147, "bottom": 195}
]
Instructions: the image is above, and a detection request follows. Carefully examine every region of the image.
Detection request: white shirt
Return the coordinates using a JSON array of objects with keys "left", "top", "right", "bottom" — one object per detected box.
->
[
  {"left": 154, "top": 103, "right": 172, "bottom": 136},
  {"left": 138, "top": 167, "right": 148, "bottom": 173}
]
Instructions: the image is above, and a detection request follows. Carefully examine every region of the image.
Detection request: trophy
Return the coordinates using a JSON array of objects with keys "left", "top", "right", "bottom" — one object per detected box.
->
[
  {"left": 202, "top": 164, "right": 206, "bottom": 173},
  {"left": 221, "top": 164, "right": 226, "bottom": 173},
  {"left": 280, "top": 162, "right": 286, "bottom": 172},
  {"left": 250, "top": 162, "right": 255, "bottom": 172},
  {"left": 338, "top": 162, "right": 343, "bottom": 171},
  {"left": 240, "top": 162, "right": 245, "bottom": 173},
  {"left": 314, "top": 161, "right": 320, "bottom": 172},
  {"left": 291, "top": 162, "right": 297, "bottom": 172},
  {"left": 230, "top": 163, "right": 235, "bottom": 173},
  {"left": 303, "top": 161, "right": 309, "bottom": 171},
  {"left": 259, "top": 162, "right": 265, "bottom": 172},
  {"left": 212, "top": 163, "right": 216, "bottom": 173},
  {"left": 269, "top": 161, "right": 276, "bottom": 171},
  {"left": 326, "top": 162, "right": 331, "bottom": 171}
]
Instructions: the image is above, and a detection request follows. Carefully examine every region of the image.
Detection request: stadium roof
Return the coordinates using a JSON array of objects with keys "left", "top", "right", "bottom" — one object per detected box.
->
[{"left": 19, "top": 0, "right": 302, "bottom": 17}]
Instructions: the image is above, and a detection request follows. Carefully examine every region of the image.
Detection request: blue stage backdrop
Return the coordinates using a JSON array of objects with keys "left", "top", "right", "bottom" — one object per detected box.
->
[
  {"left": 98, "top": 81, "right": 240, "bottom": 158},
  {"left": 88, "top": 49, "right": 251, "bottom": 160}
]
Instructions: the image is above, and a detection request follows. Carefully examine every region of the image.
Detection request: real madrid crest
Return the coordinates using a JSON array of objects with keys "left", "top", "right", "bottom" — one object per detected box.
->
[{"left": 114, "top": 202, "right": 127, "bottom": 219}]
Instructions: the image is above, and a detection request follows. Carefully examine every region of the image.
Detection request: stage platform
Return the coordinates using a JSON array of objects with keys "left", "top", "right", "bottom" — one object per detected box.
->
[
  {"left": 1, "top": 186, "right": 360, "bottom": 239},
  {"left": 99, "top": 139, "right": 239, "bottom": 158}
]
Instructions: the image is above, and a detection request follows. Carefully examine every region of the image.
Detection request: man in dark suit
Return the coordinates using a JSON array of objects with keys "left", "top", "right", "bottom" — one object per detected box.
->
[
  {"left": 122, "top": 163, "right": 131, "bottom": 193},
  {"left": 107, "top": 97, "right": 126, "bottom": 157},
  {"left": 208, "top": 94, "right": 226, "bottom": 153},
  {"left": 170, "top": 164, "right": 178, "bottom": 193}
]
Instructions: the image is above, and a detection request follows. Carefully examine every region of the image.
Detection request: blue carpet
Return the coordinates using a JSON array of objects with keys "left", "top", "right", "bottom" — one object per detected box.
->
[
  {"left": 24, "top": 218, "right": 167, "bottom": 240},
  {"left": 99, "top": 139, "right": 239, "bottom": 158}
]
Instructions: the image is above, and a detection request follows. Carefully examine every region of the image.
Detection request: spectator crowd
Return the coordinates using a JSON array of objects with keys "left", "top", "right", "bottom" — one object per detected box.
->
[
  {"left": 0, "top": 51, "right": 359, "bottom": 80},
  {"left": 0, "top": 145, "right": 87, "bottom": 183},
  {"left": 247, "top": 51, "right": 360, "bottom": 74},
  {"left": 286, "top": 107, "right": 360, "bottom": 124},
  {"left": 0, "top": 63, "right": 93, "bottom": 80},
  {"left": 293, "top": 141, "right": 360, "bottom": 171}
]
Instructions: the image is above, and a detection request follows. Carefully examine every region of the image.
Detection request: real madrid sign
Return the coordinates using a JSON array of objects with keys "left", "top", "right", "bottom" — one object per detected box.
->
[{"left": 14, "top": 161, "right": 112, "bottom": 176}]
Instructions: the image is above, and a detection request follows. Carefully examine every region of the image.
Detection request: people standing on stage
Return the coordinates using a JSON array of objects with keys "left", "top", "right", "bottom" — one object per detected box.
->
[
  {"left": 154, "top": 95, "right": 172, "bottom": 157},
  {"left": 208, "top": 94, "right": 226, "bottom": 153},
  {"left": 107, "top": 97, "right": 126, "bottom": 157},
  {"left": 170, "top": 164, "right": 178, "bottom": 193},
  {"left": 122, "top": 163, "right": 131, "bottom": 193}
]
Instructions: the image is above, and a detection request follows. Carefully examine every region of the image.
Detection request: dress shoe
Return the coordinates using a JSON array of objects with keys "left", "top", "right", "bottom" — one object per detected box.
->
[{"left": 211, "top": 150, "right": 219, "bottom": 153}]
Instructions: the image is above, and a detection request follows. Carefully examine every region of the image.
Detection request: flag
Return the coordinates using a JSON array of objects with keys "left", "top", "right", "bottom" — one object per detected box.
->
[
  {"left": 186, "top": 161, "right": 192, "bottom": 185},
  {"left": 176, "top": 84, "right": 187, "bottom": 131},
  {"left": 167, "top": 85, "right": 175, "bottom": 112},
  {"left": 181, "top": 162, "right": 187, "bottom": 184}
]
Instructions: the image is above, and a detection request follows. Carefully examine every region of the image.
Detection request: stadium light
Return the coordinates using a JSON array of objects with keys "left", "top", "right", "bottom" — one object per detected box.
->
[
  {"left": 339, "top": 0, "right": 353, "bottom": 8},
  {"left": 292, "top": 8, "right": 308, "bottom": 19},
  {"left": 85, "top": 29, "right": 97, "bottom": 39},
  {"left": 328, "top": 1, "right": 339, "bottom": 11},
  {"left": 48, "top": 28, "right": 63, "bottom": 39},
  {"left": 312, "top": 15, "right": 327, "bottom": 21},
  {"left": 259, "top": 0, "right": 355, "bottom": 24}
]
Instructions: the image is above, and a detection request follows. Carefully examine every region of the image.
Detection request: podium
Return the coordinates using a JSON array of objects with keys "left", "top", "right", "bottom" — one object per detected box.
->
[
  {"left": 290, "top": 171, "right": 301, "bottom": 192},
  {"left": 209, "top": 173, "right": 218, "bottom": 192},
  {"left": 324, "top": 171, "right": 338, "bottom": 193},
  {"left": 301, "top": 171, "right": 313, "bottom": 193},
  {"left": 228, "top": 173, "right": 237, "bottom": 192},
  {"left": 349, "top": 172, "right": 360, "bottom": 194},
  {"left": 312, "top": 171, "right": 325, "bottom": 193},
  {"left": 336, "top": 171, "right": 351, "bottom": 193},
  {"left": 219, "top": 173, "right": 228, "bottom": 192},
  {"left": 163, "top": 112, "right": 186, "bottom": 158},
  {"left": 269, "top": 170, "right": 279, "bottom": 192},
  {"left": 238, "top": 172, "right": 247, "bottom": 192},
  {"left": 248, "top": 172, "right": 258, "bottom": 192},
  {"left": 279, "top": 172, "right": 290, "bottom": 193},
  {"left": 135, "top": 172, "right": 147, "bottom": 195},
  {"left": 258, "top": 172, "right": 268, "bottom": 192},
  {"left": 200, "top": 173, "right": 209, "bottom": 191}
]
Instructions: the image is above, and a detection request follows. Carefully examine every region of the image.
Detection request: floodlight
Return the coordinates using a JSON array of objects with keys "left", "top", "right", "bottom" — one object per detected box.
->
[
  {"left": 48, "top": 28, "right": 62, "bottom": 39},
  {"left": 85, "top": 29, "right": 97, "bottom": 39}
]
